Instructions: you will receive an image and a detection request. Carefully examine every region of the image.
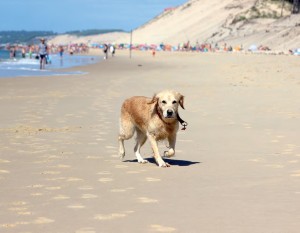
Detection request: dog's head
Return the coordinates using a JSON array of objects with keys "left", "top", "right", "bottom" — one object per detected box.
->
[{"left": 149, "top": 90, "right": 184, "bottom": 121}]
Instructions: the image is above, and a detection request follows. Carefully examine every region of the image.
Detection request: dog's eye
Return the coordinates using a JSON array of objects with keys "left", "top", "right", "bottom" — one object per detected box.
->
[
  {"left": 172, "top": 100, "right": 177, "bottom": 104},
  {"left": 162, "top": 100, "right": 167, "bottom": 104}
]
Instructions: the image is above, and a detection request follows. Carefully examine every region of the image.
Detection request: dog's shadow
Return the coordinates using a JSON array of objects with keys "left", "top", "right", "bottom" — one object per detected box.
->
[{"left": 124, "top": 157, "right": 200, "bottom": 167}]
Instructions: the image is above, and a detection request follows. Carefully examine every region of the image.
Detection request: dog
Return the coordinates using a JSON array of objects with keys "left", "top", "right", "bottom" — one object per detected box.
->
[{"left": 118, "top": 90, "right": 185, "bottom": 167}]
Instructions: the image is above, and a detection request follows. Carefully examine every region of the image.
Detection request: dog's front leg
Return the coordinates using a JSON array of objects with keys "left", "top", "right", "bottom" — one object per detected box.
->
[
  {"left": 147, "top": 133, "right": 170, "bottom": 167},
  {"left": 164, "top": 134, "right": 176, "bottom": 158}
]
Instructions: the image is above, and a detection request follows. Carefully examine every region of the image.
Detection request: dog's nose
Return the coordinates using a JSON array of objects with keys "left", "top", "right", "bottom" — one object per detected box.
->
[{"left": 167, "top": 109, "right": 173, "bottom": 117}]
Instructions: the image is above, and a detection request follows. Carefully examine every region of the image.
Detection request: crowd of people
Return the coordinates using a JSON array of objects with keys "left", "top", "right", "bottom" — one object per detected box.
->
[
  {"left": 5, "top": 40, "right": 93, "bottom": 69},
  {"left": 4, "top": 38, "right": 296, "bottom": 70},
  {"left": 114, "top": 41, "right": 273, "bottom": 53}
]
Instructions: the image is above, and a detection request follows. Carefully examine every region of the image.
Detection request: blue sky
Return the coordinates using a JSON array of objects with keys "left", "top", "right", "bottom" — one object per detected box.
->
[{"left": 1, "top": 0, "right": 187, "bottom": 32}]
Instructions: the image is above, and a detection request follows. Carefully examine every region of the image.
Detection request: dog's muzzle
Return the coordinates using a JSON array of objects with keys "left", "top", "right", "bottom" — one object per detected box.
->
[{"left": 165, "top": 109, "right": 175, "bottom": 118}]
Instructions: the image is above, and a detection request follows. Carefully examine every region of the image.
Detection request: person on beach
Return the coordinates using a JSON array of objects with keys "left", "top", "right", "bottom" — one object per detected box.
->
[
  {"left": 21, "top": 47, "right": 26, "bottom": 58},
  {"left": 38, "top": 38, "right": 48, "bottom": 70},
  {"left": 152, "top": 49, "right": 156, "bottom": 57},
  {"left": 29, "top": 46, "right": 33, "bottom": 59},
  {"left": 59, "top": 46, "right": 64, "bottom": 58},
  {"left": 109, "top": 44, "right": 115, "bottom": 57},
  {"left": 103, "top": 44, "right": 108, "bottom": 60},
  {"left": 10, "top": 47, "right": 16, "bottom": 59}
]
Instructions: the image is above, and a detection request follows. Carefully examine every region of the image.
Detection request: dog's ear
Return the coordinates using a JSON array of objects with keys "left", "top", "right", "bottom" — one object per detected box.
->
[
  {"left": 148, "top": 94, "right": 158, "bottom": 105},
  {"left": 179, "top": 95, "right": 185, "bottom": 109}
]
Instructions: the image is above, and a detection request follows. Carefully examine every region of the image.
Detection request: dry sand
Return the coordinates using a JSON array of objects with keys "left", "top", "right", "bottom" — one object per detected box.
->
[{"left": 0, "top": 50, "right": 300, "bottom": 233}]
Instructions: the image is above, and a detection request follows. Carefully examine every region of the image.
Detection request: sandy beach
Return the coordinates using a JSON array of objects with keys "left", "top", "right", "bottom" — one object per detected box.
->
[{"left": 0, "top": 50, "right": 300, "bottom": 233}]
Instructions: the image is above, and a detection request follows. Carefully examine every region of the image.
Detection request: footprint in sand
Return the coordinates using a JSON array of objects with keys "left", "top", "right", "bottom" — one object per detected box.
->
[
  {"left": 1, "top": 221, "right": 30, "bottom": 228},
  {"left": 26, "top": 184, "right": 45, "bottom": 189},
  {"left": 242, "top": 123, "right": 252, "bottom": 129},
  {"left": 67, "top": 204, "right": 86, "bottom": 209},
  {"left": 146, "top": 177, "right": 161, "bottom": 182},
  {"left": 86, "top": 155, "right": 102, "bottom": 159},
  {"left": 52, "top": 195, "right": 70, "bottom": 200},
  {"left": 8, "top": 200, "right": 30, "bottom": 215},
  {"left": 0, "top": 159, "right": 10, "bottom": 163},
  {"left": 66, "top": 177, "right": 84, "bottom": 182},
  {"left": 81, "top": 194, "right": 98, "bottom": 199},
  {"left": 31, "top": 193, "right": 43, "bottom": 196},
  {"left": 0, "top": 170, "right": 10, "bottom": 174},
  {"left": 41, "top": 171, "right": 61, "bottom": 175},
  {"left": 94, "top": 211, "right": 133, "bottom": 221},
  {"left": 33, "top": 217, "right": 54, "bottom": 224},
  {"left": 75, "top": 227, "right": 96, "bottom": 233},
  {"left": 78, "top": 186, "right": 94, "bottom": 190},
  {"left": 150, "top": 224, "right": 177, "bottom": 232},
  {"left": 56, "top": 164, "right": 71, "bottom": 168},
  {"left": 110, "top": 189, "right": 127, "bottom": 193},
  {"left": 265, "top": 164, "right": 284, "bottom": 168},
  {"left": 98, "top": 178, "right": 114, "bottom": 183},
  {"left": 280, "top": 144, "right": 298, "bottom": 155},
  {"left": 248, "top": 158, "right": 264, "bottom": 163},
  {"left": 138, "top": 197, "right": 158, "bottom": 203},
  {"left": 290, "top": 170, "right": 300, "bottom": 177},
  {"left": 45, "top": 186, "right": 61, "bottom": 190},
  {"left": 97, "top": 171, "right": 111, "bottom": 175},
  {"left": 270, "top": 139, "right": 279, "bottom": 143}
]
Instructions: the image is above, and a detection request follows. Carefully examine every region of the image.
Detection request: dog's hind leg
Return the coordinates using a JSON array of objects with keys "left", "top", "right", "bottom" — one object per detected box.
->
[
  {"left": 134, "top": 129, "right": 148, "bottom": 164},
  {"left": 118, "top": 116, "right": 135, "bottom": 160}
]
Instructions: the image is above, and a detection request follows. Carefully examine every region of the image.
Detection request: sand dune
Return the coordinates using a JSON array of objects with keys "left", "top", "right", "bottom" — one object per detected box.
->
[
  {"left": 48, "top": 32, "right": 129, "bottom": 45},
  {"left": 119, "top": 0, "right": 300, "bottom": 50},
  {"left": 49, "top": 0, "right": 300, "bottom": 51}
]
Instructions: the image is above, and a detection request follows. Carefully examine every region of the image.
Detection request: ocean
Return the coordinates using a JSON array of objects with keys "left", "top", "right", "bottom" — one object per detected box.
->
[{"left": 0, "top": 50, "right": 101, "bottom": 78}]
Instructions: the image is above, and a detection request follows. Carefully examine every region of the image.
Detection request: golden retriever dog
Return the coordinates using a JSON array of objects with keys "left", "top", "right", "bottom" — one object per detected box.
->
[{"left": 118, "top": 90, "right": 185, "bottom": 167}]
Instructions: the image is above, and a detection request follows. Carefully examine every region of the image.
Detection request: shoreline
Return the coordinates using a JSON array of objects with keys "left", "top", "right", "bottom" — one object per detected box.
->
[{"left": 0, "top": 52, "right": 102, "bottom": 78}]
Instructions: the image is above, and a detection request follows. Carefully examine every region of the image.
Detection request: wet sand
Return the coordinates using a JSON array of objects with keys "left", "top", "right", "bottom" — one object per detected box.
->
[{"left": 0, "top": 50, "right": 300, "bottom": 233}]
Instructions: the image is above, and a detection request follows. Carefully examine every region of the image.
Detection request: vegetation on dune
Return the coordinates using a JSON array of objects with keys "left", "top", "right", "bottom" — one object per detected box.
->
[
  {"left": 0, "top": 31, "right": 57, "bottom": 44},
  {"left": 231, "top": 0, "right": 293, "bottom": 24}
]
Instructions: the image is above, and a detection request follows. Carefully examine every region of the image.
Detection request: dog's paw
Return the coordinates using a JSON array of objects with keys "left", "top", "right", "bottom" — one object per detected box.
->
[
  {"left": 159, "top": 162, "right": 171, "bottom": 168},
  {"left": 138, "top": 159, "right": 148, "bottom": 164},
  {"left": 119, "top": 152, "right": 125, "bottom": 160},
  {"left": 163, "top": 148, "right": 175, "bottom": 158}
]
